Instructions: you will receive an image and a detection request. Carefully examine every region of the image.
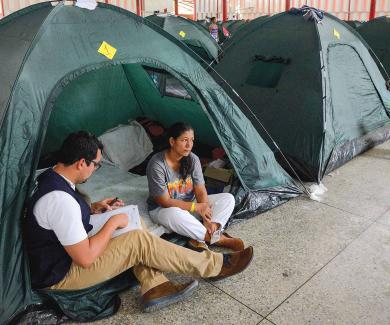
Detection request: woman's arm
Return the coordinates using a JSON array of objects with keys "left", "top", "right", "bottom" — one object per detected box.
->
[
  {"left": 154, "top": 193, "right": 211, "bottom": 221},
  {"left": 194, "top": 184, "right": 208, "bottom": 203},
  {"left": 154, "top": 192, "right": 193, "bottom": 210}
]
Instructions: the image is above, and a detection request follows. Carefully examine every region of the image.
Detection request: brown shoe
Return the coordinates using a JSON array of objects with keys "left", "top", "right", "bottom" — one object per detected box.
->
[
  {"left": 142, "top": 280, "right": 198, "bottom": 312},
  {"left": 187, "top": 239, "right": 209, "bottom": 252},
  {"left": 210, "top": 246, "right": 253, "bottom": 281},
  {"left": 214, "top": 232, "right": 245, "bottom": 251}
]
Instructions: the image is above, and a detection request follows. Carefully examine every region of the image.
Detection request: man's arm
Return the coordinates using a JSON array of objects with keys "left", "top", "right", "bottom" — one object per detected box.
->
[{"left": 64, "top": 213, "right": 128, "bottom": 268}]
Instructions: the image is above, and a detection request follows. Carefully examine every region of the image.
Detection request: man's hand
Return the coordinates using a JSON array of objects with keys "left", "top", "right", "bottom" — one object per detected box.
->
[
  {"left": 65, "top": 212, "right": 128, "bottom": 269},
  {"left": 195, "top": 202, "right": 212, "bottom": 223},
  {"left": 91, "top": 197, "right": 124, "bottom": 214},
  {"left": 108, "top": 213, "right": 128, "bottom": 229}
]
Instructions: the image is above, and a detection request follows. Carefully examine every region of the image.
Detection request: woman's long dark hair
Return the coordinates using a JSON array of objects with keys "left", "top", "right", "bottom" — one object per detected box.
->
[{"left": 168, "top": 122, "right": 194, "bottom": 179}]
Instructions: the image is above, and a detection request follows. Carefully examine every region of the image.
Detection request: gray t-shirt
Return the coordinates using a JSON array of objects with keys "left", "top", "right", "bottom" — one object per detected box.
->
[{"left": 146, "top": 151, "right": 205, "bottom": 211}]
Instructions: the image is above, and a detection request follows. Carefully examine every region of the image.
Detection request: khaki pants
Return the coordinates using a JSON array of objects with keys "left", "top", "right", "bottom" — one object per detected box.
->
[{"left": 50, "top": 228, "right": 223, "bottom": 294}]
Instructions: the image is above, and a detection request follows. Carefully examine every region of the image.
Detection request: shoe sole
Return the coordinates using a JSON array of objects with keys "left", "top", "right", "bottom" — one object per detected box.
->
[
  {"left": 143, "top": 280, "right": 199, "bottom": 313},
  {"left": 186, "top": 242, "right": 209, "bottom": 252},
  {"left": 209, "top": 248, "right": 254, "bottom": 282}
]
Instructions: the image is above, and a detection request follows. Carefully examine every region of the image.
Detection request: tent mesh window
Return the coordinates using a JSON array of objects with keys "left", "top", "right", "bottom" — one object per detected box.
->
[
  {"left": 145, "top": 67, "right": 192, "bottom": 100},
  {"left": 246, "top": 55, "right": 290, "bottom": 88}
]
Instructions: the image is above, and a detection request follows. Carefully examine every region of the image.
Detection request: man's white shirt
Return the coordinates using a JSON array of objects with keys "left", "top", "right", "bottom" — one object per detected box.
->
[{"left": 33, "top": 173, "right": 88, "bottom": 246}]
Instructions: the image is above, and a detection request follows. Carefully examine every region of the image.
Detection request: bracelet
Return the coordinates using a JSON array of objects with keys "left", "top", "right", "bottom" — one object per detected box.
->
[{"left": 190, "top": 202, "right": 196, "bottom": 213}]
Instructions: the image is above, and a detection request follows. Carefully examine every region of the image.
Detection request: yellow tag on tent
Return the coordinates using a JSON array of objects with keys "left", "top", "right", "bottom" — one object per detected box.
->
[
  {"left": 98, "top": 41, "right": 117, "bottom": 60},
  {"left": 333, "top": 28, "right": 340, "bottom": 40},
  {"left": 179, "top": 31, "right": 186, "bottom": 38}
]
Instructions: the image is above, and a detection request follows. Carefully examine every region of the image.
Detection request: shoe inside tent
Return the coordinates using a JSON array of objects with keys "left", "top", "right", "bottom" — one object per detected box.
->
[
  {"left": 212, "top": 9, "right": 390, "bottom": 182},
  {"left": 0, "top": 1, "right": 300, "bottom": 323}
]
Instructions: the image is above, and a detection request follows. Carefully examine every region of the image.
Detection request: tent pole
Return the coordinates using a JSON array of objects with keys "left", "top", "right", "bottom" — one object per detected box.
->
[
  {"left": 369, "top": 0, "right": 376, "bottom": 20},
  {"left": 285, "top": 0, "right": 290, "bottom": 12},
  {"left": 193, "top": 0, "right": 196, "bottom": 20},
  {"left": 268, "top": 0, "right": 270, "bottom": 16},
  {"left": 174, "top": 0, "right": 178, "bottom": 15},
  {"left": 347, "top": 0, "right": 351, "bottom": 21},
  {"left": 222, "top": 0, "right": 227, "bottom": 21},
  {"left": 0, "top": 0, "right": 4, "bottom": 18}
]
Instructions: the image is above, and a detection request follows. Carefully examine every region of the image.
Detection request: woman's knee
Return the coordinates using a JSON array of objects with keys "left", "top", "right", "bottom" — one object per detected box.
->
[
  {"left": 212, "top": 193, "right": 235, "bottom": 207},
  {"left": 222, "top": 193, "right": 235, "bottom": 203}
]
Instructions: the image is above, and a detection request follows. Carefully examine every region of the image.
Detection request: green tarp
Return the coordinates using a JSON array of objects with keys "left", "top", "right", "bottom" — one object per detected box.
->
[
  {"left": 213, "top": 12, "right": 390, "bottom": 182},
  {"left": 0, "top": 2, "right": 299, "bottom": 323}
]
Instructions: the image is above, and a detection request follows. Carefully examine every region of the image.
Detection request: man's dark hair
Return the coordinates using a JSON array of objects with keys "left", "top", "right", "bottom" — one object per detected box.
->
[{"left": 56, "top": 131, "right": 103, "bottom": 166}]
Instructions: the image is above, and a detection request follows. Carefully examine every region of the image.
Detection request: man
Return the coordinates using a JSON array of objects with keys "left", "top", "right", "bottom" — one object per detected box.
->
[{"left": 24, "top": 131, "right": 253, "bottom": 312}]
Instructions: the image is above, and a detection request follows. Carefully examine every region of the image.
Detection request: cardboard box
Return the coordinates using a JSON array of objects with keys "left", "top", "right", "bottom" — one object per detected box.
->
[
  {"left": 204, "top": 167, "right": 234, "bottom": 194},
  {"left": 204, "top": 167, "right": 234, "bottom": 183}
]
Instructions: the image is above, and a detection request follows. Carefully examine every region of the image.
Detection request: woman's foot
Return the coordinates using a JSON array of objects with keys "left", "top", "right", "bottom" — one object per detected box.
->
[{"left": 214, "top": 233, "right": 245, "bottom": 251}]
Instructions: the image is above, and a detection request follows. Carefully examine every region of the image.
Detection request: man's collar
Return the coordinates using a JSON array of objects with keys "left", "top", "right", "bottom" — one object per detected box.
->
[{"left": 52, "top": 167, "right": 76, "bottom": 190}]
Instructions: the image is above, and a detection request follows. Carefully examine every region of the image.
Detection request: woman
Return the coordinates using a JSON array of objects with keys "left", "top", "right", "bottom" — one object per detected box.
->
[
  {"left": 208, "top": 17, "right": 219, "bottom": 43},
  {"left": 146, "top": 122, "right": 244, "bottom": 251}
]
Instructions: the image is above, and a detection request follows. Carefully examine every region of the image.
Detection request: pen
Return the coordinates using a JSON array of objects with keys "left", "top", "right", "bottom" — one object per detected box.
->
[{"left": 108, "top": 197, "right": 119, "bottom": 206}]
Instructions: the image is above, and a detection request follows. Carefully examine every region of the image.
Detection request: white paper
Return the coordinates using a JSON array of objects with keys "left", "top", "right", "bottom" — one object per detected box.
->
[
  {"left": 75, "top": 0, "right": 97, "bottom": 10},
  {"left": 88, "top": 205, "right": 142, "bottom": 238}
]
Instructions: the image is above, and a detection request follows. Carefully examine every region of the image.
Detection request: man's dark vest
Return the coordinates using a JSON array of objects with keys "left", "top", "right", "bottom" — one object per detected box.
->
[{"left": 24, "top": 169, "right": 93, "bottom": 289}]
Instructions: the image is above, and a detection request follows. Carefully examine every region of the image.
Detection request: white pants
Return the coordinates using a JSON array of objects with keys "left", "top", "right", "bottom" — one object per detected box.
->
[{"left": 149, "top": 193, "right": 235, "bottom": 242}]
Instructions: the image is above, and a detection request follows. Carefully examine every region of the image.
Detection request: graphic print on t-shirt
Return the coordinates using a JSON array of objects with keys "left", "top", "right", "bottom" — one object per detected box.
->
[{"left": 167, "top": 175, "right": 194, "bottom": 201}]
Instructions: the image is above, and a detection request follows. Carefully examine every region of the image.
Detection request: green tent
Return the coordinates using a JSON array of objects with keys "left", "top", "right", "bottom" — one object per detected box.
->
[
  {"left": 0, "top": 2, "right": 300, "bottom": 323},
  {"left": 213, "top": 11, "right": 390, "bottom": 182},
  {"left": 221, "top": 15, "right": 269, "bottom": 49},
  {"left": 146, "top": 14, "right": 221, "bottom": 63},
  {"left": 216, "top": 21, "right": 231, "bottom": 43},
  {"left": 222, "top": 19, "right": 247, "bottom": 34},
  {"left": 343, "top": 20, "right": 362, "bottom": 29},
  {"left": 196, "top": 19, "right": 209, "bottom": 29},
  {"left": 357, "top": 16, "right": 390, "bottom": 80}
]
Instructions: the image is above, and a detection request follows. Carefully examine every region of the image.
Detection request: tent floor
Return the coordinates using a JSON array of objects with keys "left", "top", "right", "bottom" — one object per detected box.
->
[
  {"left": 74, "top": 140, "right": 390, "bottom": 324},
  {"left": 77, "top": 162, "right": 167, "bottom": 237}
]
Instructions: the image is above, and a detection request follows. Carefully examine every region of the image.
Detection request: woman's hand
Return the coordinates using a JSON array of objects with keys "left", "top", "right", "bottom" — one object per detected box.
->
[
  {"left": 203, "top": 221, "right": 219, "bottom": 236},
  {"left": 91, "top": 197, "right": 124, "bottom": 214},
  {"left": 195, "top": 202, "right": 212, "bottom": 222}
]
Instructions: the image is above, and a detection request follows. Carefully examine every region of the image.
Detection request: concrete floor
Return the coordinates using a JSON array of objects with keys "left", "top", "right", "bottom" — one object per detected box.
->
[{"left": 85, "top": 140, "right": 390, "bottom": 325}]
